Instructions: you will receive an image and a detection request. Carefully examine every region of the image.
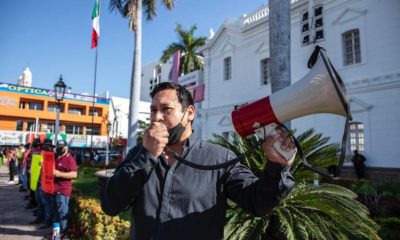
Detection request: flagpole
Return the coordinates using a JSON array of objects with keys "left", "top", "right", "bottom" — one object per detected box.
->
[
  {"left": 90, "top": 0, "right": 100, "bottom": 160},
  {"left": 90, "top": 45, "right": 98, "bottom": 157}
]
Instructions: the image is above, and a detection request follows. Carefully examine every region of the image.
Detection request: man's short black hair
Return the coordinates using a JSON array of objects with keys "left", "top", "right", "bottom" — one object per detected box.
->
[{"left": 150, "top": 82, "right": 194, "bottom": 111}]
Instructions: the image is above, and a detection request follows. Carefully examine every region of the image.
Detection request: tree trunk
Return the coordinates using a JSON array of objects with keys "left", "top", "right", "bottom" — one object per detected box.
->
[
  {"left": 269, "top": 0, "right": 291, "bottom": 127},
  {"left": 269, "top": 0, "right": 291, "bottom": 93},
  {"left": 127, "top": 0, "right": 142, "bottom": 150}
]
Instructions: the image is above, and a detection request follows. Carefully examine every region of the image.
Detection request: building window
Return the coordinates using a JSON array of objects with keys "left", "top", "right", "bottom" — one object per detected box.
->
[
  {"left": 89, "top": 107, "right": 102, "bottom": 117},
  {"left": 42, "top": 123, "right": 55, "bottom": 133},
  {"left": 342, "top": 29, "right": 361, "bottom": 66},
  {"left": 16, "top": 120, "right": 23, "bottom": 131},
  {"left": 260, "top": 58, "right": 270, "bottom": 86},
  {"left": 301, "top": 5, "right": 324, "bottom": 46},
  {"left": 68, "top": 106, "right": 84, "bottom": 115},
  {"left": 301, "top": 10, "right": 310, "bottom": 46},
  {"left": 223, "top": 57, "right": 232, "bottom": 81},
  {"left": 26, "top": 122, "right": 37, "bottom": 132},
  {"left": 86, "top": 126, "right": 100, "bottom": 135},
  {"left": 349, "top": 122, "right": 365, "bottom": 154},
  {"left": 47, "top": 103, "right": 64, "bottom": 113},
  {"left": 66, "top": 125, "right": 83, "bottom": 135},
  {"left": 19, "top": 101, "right": 26, "bottom": 109},
  {"left": 155, "top": 65, "right": 162, "bottom": 84},
  {"left": 29, "top": 101, "right": 43, "bottom": 110}
]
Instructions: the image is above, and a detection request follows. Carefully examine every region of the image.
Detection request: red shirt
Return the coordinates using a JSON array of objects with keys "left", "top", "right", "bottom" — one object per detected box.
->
[{"left": 54, "top": 153, "right": 77, "bottom": 197}]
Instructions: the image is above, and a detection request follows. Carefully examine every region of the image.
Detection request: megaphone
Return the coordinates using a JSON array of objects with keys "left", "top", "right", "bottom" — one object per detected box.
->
[
  {"left": 232, "top": 46, "right": 351, "bottom": 176},
  {"left": 167, "top": 46, "right": 350, "bottom": 176}
]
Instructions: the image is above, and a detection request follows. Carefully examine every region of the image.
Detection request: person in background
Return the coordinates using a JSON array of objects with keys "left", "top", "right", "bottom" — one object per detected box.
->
[
  {"left": 351, "top": 149, "right": 366, "bottom": 179},
  {"left": 17, "top": 145, "right": 26, "bottom": 189},
  {"left": 6, "top": 147, "right": 18, "bottom": 184},
  {"left": 93, "top": 150, "right": 100, "bottom": 166},
  {"left": 19, "top": 144, "right": 31, "bottom": 192},
  {"left": 50, "top": 140, "right": 78, "bottom": 237}
]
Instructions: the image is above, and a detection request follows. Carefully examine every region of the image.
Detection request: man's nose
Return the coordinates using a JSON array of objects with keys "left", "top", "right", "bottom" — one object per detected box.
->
[{"left": 152, "top": 111, "right": 164, "bottom": 122}]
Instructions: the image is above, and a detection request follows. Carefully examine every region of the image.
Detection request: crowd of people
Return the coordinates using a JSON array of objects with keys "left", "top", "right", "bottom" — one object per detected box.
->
[{"left": 1, "top": 138, "right": 77, "bottom": 239}]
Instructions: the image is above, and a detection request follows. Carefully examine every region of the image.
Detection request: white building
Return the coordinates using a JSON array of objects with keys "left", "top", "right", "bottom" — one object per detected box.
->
[
  {"left": 141, "top": 0, "right": 400, "bottom": 173},
  {"left": 109, "top": 96, "right": 150, "bottom": 139},
  {"left": 198, "top": 0, "right": 400, "bottom": 170},
  {"left": 17, "top": 67, "right": 32, "bottom": 87},
  {"left": 141, "top": 60, "right": 173, "bottom": 102}
]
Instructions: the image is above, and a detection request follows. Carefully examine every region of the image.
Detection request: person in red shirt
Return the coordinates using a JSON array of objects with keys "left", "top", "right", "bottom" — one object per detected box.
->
[{"left": 52, "top": 140, "right": 78, "bottom": 236}]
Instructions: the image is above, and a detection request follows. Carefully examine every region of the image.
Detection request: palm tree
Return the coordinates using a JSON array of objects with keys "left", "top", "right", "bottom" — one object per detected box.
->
[
  {"left": 160, "top": 23, "right": 206, "bottom": 75},
  {"left": 109, "top": 0, "right": 174, "bottom": 150},
  {"left": 210, "top": 130, "right": 380, "bottom": 240}
]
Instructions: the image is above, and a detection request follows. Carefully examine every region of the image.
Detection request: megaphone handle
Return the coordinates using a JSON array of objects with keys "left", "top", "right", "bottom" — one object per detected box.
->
[{"left": 254, "top": 123, "right": 297, "bottom": 161}]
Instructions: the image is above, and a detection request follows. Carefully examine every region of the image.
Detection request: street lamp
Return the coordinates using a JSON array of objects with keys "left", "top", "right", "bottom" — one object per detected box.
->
[
  {"left": 105, "top": 122, "right": 112, "bottom": 166},
  {"left": 54, "top": 75, "right": 66, "bottom": 145}
]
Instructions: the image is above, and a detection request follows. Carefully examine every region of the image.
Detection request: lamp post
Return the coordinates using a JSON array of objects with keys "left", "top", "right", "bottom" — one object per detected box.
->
[
  {"left": 54, "top": 75, "right": 66, "bottom": 145},
  {"left": 105, "top": 122, "right": 111, "bottom": 166}
]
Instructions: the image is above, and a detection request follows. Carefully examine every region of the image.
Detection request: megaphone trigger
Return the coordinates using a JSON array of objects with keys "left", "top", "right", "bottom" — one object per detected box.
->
[{"left": 254, "top": 123, "right": 297, "bottom": 161}]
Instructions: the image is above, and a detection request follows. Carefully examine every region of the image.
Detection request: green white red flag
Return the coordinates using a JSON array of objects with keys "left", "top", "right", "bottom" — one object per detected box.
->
[{"left": 91, "top": 0, "right": 100, "bottom": 48}]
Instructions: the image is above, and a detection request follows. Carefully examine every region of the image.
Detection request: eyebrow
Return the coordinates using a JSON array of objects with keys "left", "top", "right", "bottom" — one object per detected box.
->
[{"left": 150, "top": 103, "right": 174, "bottom": 109}]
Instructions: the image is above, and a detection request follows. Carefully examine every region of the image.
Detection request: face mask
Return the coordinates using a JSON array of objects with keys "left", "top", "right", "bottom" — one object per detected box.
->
[
  {"left": 56, "top": 148, "right": 65, "bottom": 156},
  {"left": 167, "top": 123, "right": 186, "bottom": 145},
  {"left": 167, "top": 107, "right": 189, "bottom": 146}
]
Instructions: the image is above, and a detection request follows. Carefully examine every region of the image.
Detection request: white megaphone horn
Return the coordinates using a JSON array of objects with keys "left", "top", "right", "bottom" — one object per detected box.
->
[{"left": 231, "top": 46, "right": 351, "bottom": 177}]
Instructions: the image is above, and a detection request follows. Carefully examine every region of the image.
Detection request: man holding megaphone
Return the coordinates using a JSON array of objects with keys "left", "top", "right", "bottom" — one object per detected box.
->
[{"left": 100, "top": 82, "right": 296, "bottom": 240}]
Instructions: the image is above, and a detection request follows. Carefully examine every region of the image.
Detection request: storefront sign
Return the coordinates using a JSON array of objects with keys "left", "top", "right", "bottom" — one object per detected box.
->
[
  {"left": 46, "top": 133, "right": 67, "bottom": 142},
  {"left": 0, "top": 82, "right": 110, "bottom": 105},
  {"left": 88, "top": 135, "right": 108, "bottom": 148},
  {"left": 67, "top": 134, "right": 87, "bottom": 148},
  {"left": 0, "top": 96, "right": 17, "bottom": 107},
  {"left": 0, "top": 131, "right": 24, "bottom": 145}
]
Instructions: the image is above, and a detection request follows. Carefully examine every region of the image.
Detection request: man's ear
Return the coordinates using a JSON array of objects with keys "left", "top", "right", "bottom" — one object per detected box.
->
[{"left": 186, "top": 105, "right": 195, "bottom": 122}]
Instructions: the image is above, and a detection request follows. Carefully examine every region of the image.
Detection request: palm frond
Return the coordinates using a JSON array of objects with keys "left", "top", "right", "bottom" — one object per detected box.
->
[
  {"left": 211, "top": 130, "right": 380, "bottom": 240},
  {"left": 161, "top": 0, "right": 174, "bottom": 9},
  {"left": 160, "top": 23, "right": 206, "bottom": 74},
  {"left": 160, "top": 43, "right": 184, "bottom": 63},
  {"left": 143, "top": 0, "right": 156, "bottom": 20}
]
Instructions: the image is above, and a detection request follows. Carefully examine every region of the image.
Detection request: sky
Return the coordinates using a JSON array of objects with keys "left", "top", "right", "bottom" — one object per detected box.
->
[{"left": 0, "top": 0, "right": 267, "bottom": 98}]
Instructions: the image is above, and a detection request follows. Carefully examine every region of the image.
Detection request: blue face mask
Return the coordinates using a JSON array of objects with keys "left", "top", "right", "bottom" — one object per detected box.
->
[{"left": 167, "top": 107, "right": 188, "bottom": 146}]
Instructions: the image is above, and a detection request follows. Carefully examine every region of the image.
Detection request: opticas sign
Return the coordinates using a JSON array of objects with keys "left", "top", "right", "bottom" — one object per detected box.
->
[{"left": 0, "top": 82, "right": 110, "bottom": 105}]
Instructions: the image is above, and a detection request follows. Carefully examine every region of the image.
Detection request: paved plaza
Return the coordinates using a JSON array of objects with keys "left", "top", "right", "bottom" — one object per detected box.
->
[{"left": 0, "top": 164, "right": 49, "bottom": 240}]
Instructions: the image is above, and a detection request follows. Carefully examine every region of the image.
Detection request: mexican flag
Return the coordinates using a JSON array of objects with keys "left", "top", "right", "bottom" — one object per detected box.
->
[{"left": 91, "top": 0, "right": 100, "bottom": 48}]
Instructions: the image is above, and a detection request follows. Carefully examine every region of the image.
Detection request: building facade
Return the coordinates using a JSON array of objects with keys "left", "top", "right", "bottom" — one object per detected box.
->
[
  {"left": 0, "top": 82, "right": 110, "bottom": 149},
  {"left": 198, "top": 0, "right": 400, "bottom": 171},
  {"left": 108, "top": 96, "right": 150, "bottom": 139}
]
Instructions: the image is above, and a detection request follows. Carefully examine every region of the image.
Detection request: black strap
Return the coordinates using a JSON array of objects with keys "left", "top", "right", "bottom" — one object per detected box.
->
[
  {"left": 306, "top": 45, "right": 351, "bottom": 177},
  {"left": 166, "top": 143, "right": 260, "bottom": 170}
]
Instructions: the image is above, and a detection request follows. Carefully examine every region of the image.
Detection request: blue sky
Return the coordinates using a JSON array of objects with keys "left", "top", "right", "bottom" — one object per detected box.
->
[{"left": 0, "top": 0, "right": 266, "bottom": 98}]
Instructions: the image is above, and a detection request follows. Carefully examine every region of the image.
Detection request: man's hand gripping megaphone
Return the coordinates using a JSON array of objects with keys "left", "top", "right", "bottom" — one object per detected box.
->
[{"left": 255, "top": 123, "right": 297, "bottom": 165}]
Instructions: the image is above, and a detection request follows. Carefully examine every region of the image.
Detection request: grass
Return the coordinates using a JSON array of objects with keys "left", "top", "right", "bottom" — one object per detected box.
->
[
  {"left": 73, "top": 167, "right": 99, "bottom": 198},
  {"left": 73, "top": 166, "right": 131, "bottom": 221}
]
